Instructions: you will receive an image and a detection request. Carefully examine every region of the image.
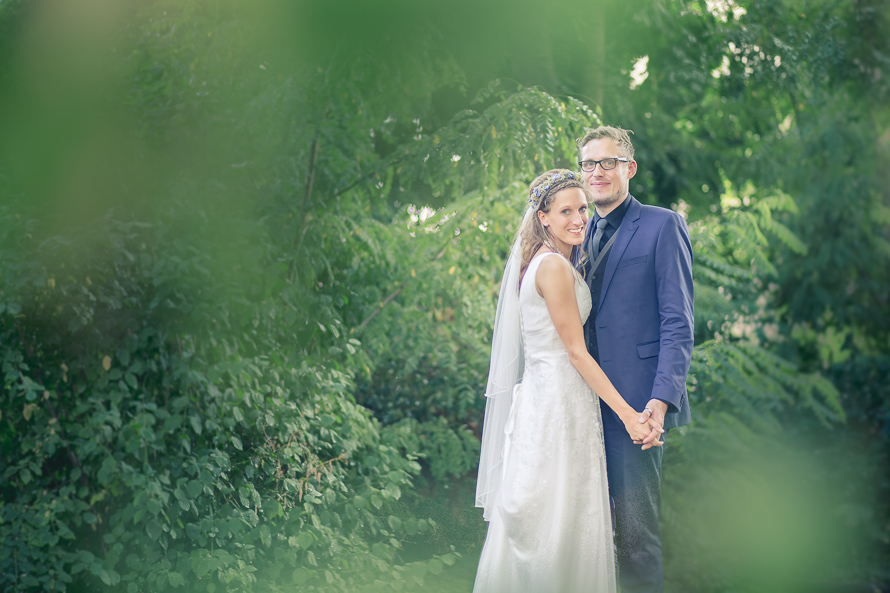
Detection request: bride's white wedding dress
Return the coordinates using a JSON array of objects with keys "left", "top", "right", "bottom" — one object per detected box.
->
[{"left": 473, "top": 252, "right": 616, "bottom": 593}]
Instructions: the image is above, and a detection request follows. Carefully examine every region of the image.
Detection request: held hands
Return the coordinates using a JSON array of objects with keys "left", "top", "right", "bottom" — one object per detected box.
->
[
  {"left": 621, "top": 402, "right": 664, "bottom": 446},
  {"left": 622, "top": 414, "right": 657, "bottom": 445},
  {"left": 633, "top": 399, "right": 667, "bottom": 450},
  {"left": 621, "top": 399, "right": 666, "bottom": 449}
]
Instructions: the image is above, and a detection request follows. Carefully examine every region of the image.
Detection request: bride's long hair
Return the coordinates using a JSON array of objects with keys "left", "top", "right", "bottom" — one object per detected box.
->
[{"left": 518, "top": 169, "right": 590, "bottom": 286}]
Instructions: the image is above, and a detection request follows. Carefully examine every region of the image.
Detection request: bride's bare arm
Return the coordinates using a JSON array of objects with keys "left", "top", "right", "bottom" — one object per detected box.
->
[{"left": 535, "top": 255, "right": 663, "bottom": 445}]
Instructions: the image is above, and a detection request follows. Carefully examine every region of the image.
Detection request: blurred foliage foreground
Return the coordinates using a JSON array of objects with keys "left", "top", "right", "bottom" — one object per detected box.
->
[{"left": 1, "top": 0, "right": 889, "bottom": 592}]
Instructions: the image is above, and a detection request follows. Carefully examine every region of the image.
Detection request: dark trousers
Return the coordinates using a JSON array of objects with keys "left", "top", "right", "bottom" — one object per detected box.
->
[{"left": 601, "top": 401, "right": 665, "bottom": 593}]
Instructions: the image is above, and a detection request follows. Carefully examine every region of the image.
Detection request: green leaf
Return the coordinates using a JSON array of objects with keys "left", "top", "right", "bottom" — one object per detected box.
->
[
  {"left": 187, "top": 479, "right": 203, "bottom": 498},
  {"left": 116, "top": 349, "right": 130, "bottom": 367},
  {"left": 191, "top": 551, "right": 214, "bottom": 578},
  {"left": 168, "top": 571, "right": 186, "bottom": 587},
  {"left": 296, "top": 530, "right": 314, "bottom": 550},
  {"left": 259, "top": 524, "right": 271, "bottom": 547},
  {"left": 146, "top": 519, "right": 162, "bottom": 541}
]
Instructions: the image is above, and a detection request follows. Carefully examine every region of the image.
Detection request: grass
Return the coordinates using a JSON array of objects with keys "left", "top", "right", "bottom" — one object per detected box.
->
[{"left": 420, "top": 550, "right": 481, "bottom": 593}]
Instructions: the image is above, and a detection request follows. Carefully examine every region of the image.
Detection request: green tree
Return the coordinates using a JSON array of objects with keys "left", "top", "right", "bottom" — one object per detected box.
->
[{"left": 2, "top": 0, "right": 887, "bottom": 592}]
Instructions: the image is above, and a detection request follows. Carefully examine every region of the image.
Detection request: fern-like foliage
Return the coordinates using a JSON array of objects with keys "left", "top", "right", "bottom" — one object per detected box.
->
[{"left": 687, "top": 184, "right": 842, "bottom": 442}]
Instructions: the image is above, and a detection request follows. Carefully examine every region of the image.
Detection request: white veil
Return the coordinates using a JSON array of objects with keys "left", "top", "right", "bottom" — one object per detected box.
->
[{"left": 474, "top": 208, "right": 531, "bottom": 521}]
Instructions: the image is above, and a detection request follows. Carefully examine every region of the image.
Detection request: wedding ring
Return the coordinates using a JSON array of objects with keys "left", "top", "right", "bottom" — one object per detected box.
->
[{"left": 644, "top": 407, "right": 653, "bottom": 415}]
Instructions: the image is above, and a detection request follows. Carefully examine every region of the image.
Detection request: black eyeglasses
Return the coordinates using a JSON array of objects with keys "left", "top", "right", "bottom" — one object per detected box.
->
[{"left": 577, "top": 157, "right": 628, "bottom": 172}]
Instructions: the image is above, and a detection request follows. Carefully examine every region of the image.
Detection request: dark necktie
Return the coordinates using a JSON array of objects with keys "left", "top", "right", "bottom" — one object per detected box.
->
[{"left": 589, "top": 218, "right": 609, "bottom": 263}]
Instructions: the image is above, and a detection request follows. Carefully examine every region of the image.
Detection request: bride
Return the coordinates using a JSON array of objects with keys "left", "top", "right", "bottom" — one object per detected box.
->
[{"left": 473, "top": 170, "right": 663, "bottom": 592}]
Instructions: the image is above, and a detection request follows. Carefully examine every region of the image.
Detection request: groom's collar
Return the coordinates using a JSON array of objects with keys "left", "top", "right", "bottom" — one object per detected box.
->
[{"left": 595, "top": 194, "right": 633, "bottom": 229}]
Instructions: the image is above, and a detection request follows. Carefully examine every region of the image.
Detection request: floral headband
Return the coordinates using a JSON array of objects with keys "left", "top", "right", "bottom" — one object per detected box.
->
[{"left": 528, "top": 170, "right": 582, "bottom": 209}]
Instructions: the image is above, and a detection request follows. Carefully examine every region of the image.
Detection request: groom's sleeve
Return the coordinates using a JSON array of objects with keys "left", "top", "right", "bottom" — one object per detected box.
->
[{"left": 651, "top": 212, "right": 694, "bottom": 413}]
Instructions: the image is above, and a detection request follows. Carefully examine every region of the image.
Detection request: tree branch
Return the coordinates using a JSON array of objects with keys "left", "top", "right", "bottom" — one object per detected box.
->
[
  {"left": 354, "top": 243, "right": 450, "bottom": 331},
  {"left": 331, "top": 151, "right": 411, "bottom": 200},
  {"left": 290, "top": 125, "right": 323, "bottom": 282},
  {"left": 355, "top": 281, "right": 408, "bottom": 331}
]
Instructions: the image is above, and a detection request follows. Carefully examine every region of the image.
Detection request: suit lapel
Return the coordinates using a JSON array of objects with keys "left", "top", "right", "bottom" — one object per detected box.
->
[{"left": 598, "top": 196, "right": 641, "bottom": 310}]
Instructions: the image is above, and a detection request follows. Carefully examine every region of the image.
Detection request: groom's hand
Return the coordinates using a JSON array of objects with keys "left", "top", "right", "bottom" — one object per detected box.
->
[{"left": 636, "top": 399, "right": 668, "bottom": 450}]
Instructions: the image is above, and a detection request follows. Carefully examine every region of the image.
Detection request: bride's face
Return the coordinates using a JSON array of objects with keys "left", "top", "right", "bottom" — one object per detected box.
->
[{"left": 538, "top": 187, "right": 589, "bottom": 254}]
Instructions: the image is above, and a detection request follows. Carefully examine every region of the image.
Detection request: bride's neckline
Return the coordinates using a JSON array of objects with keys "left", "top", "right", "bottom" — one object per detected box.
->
[
  {"left": 531, "top": 250, "right": 583, "bottom": 282},
  {"left": 532, "top": 250, "right": 570, "bottom": 263}
]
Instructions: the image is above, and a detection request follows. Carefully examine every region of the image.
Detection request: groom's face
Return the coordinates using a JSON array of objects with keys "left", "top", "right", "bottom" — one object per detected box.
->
[{"left": 580, "top": 138, "right": 637, "bottom": 215}]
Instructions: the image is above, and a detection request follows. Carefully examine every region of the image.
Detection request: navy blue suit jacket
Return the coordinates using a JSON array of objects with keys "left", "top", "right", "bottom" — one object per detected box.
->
[{"left": 583, "top": 196, "right": 694, "bottom": 430}]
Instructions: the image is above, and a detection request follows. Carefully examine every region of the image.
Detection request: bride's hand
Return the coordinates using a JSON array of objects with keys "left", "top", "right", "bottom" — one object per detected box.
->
[{"left": 622, "top": 413, "right": 656, "bottom": 443}]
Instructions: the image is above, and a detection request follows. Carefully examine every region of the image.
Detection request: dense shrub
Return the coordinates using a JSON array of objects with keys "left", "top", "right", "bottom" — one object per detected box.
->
[{"left": 0, "top": 206, "right": 464, "bottom": 592}]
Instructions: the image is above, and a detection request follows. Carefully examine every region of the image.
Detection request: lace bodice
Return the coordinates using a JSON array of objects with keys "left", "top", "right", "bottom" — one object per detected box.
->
[{"left": 519, "top": 252, "right": 592, "bottom": 359}]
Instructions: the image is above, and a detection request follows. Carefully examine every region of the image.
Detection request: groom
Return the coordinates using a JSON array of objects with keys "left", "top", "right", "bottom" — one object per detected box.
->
[{"left": 578, "top": 126, "right": 694, "bottom": 593}]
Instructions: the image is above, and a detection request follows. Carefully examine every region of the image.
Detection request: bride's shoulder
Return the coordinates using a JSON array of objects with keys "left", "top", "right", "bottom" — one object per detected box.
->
[{"left": 534, "top": 252, "right": 575, "bottom": 283}]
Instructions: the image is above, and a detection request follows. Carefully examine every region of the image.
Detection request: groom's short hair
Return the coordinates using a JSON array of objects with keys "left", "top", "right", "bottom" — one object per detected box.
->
[{"left": 577, "top": 126, "right": 635, "bottom": 160}]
